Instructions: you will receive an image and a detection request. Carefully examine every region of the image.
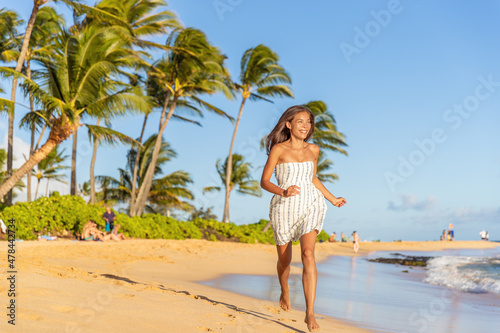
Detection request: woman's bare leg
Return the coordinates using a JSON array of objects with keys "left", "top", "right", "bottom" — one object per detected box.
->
[
  {"left": 300, "top": 230, "right": 320, "bottom": 332},
  {"left": 276, "top": 242, "right": 292, "bottom": 311}
]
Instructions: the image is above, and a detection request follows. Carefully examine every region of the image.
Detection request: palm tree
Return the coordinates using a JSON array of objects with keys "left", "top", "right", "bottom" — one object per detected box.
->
[
  {"left": 1, "top": 8, "right": 23, "bottom": 205},
  {"left": 3, "top": 1, "right": 84, "bottom": 204},
  {"left": 82, "top": 0, "right": 181, "bottom": 50},
  {"left": 0, "top": 8, "right": 22, "bottom": 63},
  {"left": 129, "top": 28, "right": 234, "bottom": 216},
  {"left": 0, "top": 24, "right": 149, "bottom": 200},
  {"left": 67, "top": 0, "right": 180, "bottom": 196},
  {"left": 78, "top": 0, "right": 181, "bottom": 210},
  {"left": 204, "top": 154, "right": 262, "bottom": 222},
  {"left": 18, "top": 6, "right": 65, "bottom": 202},
  {"left": 0, "top": 149, "right": 25, "bottom": 203},
  {"left": 32, "top": 146, "right": 68, "bottom": 199},
  {"left": 222, "top": 44, "right": 293, "bottom": 222},
  {"left": 5, "top": 0, "right": 50, "bottom": 205},
  {"left": 96, "top": 134, "right": 194, "bottom": 214}
]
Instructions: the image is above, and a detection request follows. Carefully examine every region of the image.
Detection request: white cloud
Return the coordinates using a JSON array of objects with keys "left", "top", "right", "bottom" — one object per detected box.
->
[{"left": 387, "top": 194, "right": 438, "bottom": 212}]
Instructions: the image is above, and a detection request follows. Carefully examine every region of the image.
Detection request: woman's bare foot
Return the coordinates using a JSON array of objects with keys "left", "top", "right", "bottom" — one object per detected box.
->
[
  {"left": 279, "top": 285, "right": 291, "bottom": 311},
  {"left": 304, "top": 312, "right": 320, "bottom": 332}
]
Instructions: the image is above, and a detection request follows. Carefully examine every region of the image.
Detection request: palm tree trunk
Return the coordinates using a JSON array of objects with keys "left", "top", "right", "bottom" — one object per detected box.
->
[
  {"left": 45, "top": 179, "right": 50, "bottom": 197},
  {"left": 27, "top": 59, "right": 34, "bottom": 202},
  {"left": 129, "top": 113, "right": 149, "bottom": 214},
  {"left": 27, "top": 125, "right": 35, "bottom": 202},
  {"left": 222, "top": 97, "right": 247, "bottom": 223},
  {"left": 70, "top": 119, "right": 79, "bottom": 196},
  {"left": 89, "top": 118, "right": 100, "bottom": 204},
  {"left": 34, "top": 179, "right": 41, "bottom": 201},
  {"left": 34, "top": 123, "right": 47, "bottom": 150},
  {"left": 0, "top": 138, "right": 58, "bottom": 199},
  {"left": 5, "top": 0, "right": 45, "bottom": 206},
  {"left": 130, "top": 95, "right": 177, "bottom": 217}
]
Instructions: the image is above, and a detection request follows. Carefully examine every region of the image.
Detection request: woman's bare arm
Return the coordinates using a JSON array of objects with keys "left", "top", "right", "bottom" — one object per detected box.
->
[{"left": 260, "top": 146, "right": 300, "bottom": 197}]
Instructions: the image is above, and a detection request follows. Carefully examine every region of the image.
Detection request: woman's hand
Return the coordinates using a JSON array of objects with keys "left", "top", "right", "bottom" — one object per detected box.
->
[
  {"left": 332, "top": 197, "right": 346, "bottom": 207},
  {"left": 283, "top": 185, "right": 301, "bottom": 197}
]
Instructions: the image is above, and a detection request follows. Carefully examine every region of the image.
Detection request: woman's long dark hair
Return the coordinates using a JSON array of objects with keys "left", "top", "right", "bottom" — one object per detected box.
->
[{"left": 265, "top": 105, "right": 315, "bottom": 155}]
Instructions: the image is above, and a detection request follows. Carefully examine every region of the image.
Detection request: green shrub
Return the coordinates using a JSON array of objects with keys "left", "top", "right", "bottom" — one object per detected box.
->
[{"left": 317, "top": 230, "right": 330, "bottom": 242}]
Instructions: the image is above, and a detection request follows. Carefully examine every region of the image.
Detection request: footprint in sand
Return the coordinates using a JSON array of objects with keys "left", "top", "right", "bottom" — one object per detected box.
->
[
  {"left": 197, "top": 326, "right": 213, "bottom": 331},
  {"left": 220, "top": 313, "right": 236, "bottom": 318},
  {"left": 278, "top": 318, "right": 297, "bottom": 322},
  {"left": 264, "top": 304, "right": 281, "bottom": 314}
]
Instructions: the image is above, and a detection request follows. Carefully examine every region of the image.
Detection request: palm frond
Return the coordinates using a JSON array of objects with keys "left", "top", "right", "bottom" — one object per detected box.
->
[{"left": 85, "top": 124, "right": 140, "bottom": 147}]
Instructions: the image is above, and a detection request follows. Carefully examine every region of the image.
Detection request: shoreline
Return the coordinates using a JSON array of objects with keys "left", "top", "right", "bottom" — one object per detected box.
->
[{"left": 1, "top": 240, "right": 497, "bottom": 332}]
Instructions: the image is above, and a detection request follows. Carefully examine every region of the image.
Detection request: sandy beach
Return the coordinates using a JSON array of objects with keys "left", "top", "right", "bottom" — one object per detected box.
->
[{"left": 1, "top": 239, "right": 497, "bottom": 333}]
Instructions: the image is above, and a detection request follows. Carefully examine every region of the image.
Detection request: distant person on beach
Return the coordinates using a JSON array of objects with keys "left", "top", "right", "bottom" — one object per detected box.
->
[
  {"left": 111, "top": 223, "right": 127, "bottom": 240},
  {"left": 486, "top": 231, "right": 489, "bottom": 241},
  {"left": 480, "top": 230, "right": 487, "bottom": 240},
  {"left": 103, "top": 206, "right": 116, "bottom": 233},
  {"left": 448, "top": 223, "right": 454, "bottom": 240},
  {"left": 329, "top": 232, "right": 337, "bottom": 242},
  {"left": 81, "top": 220, "right": 122, "bottom": 241},
  {"left": 441, "top": 230, "right": 447, "bottom": 241},
  {"left": 81, "top": 220, "right": 104, "bottom": 241},
  {"left": 352, "top": 231, "right": 360, "bottom": 253},
  {"left": 340, "top": 232, "right": 346, "bottom": 242},
  {"left": 261, "top": 105, "right": 346, "bottom": 332}
]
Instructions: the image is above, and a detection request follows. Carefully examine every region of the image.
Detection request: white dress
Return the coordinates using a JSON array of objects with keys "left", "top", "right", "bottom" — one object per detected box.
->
[{"left": 269, "top": 161, "right": 327, "bottom": 245}]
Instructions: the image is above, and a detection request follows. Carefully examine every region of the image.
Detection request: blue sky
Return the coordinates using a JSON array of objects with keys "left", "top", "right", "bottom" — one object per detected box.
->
[{"left": 1, "top": 0, "right": 500, "bottom": 241}]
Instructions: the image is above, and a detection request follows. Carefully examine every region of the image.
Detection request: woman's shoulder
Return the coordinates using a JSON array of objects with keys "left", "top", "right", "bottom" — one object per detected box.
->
[
  {"left": 271, "top": 142, "right": 287, "bottom": 153},
  {"left": 306, "top": 142, "right": 320, "bottom": 154}
]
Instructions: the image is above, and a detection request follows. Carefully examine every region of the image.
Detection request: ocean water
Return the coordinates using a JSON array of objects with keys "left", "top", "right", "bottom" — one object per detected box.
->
[
  {"left": 200, "top": 247, "right": 500, "bottom": 333},
  {"left": 424, "top": 255, "right": 500, "bottom": 294}
]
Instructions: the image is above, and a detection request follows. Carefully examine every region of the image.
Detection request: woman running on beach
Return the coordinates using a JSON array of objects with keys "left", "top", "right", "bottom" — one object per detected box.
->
[{"left": 261, "top": 105, "right": 346, "bottom": 332}]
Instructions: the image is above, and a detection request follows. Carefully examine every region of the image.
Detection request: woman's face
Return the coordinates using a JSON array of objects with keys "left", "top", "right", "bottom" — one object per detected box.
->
[{"left": 287, "top": 111, "right": 312, "bottom": 140}]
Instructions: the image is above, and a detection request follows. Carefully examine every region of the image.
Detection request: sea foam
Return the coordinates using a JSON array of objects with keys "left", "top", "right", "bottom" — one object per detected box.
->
[{"left": 424, "top": 256, "right": 500, "bottom": 294}]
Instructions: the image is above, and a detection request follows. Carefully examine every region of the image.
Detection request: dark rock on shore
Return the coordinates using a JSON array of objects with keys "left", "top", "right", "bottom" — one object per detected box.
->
[{"left": 367, "top": 255, "right": 433, "bottom": 267}]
